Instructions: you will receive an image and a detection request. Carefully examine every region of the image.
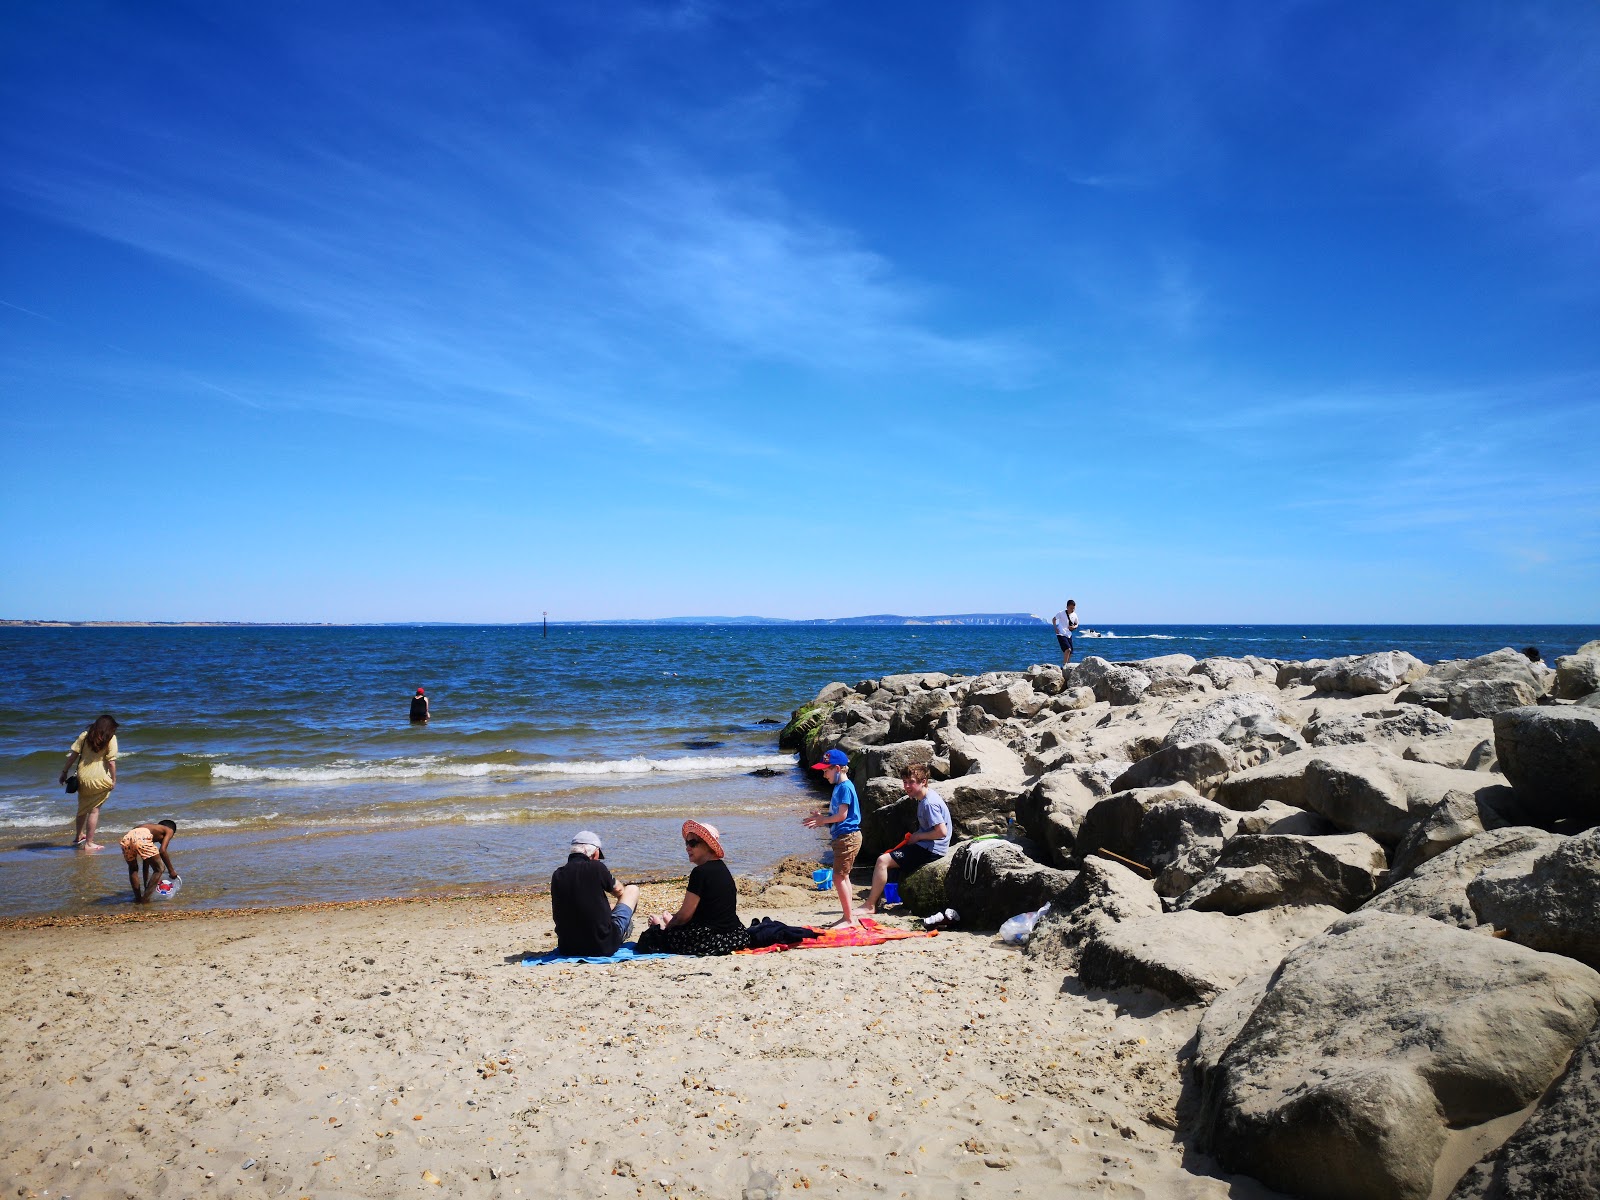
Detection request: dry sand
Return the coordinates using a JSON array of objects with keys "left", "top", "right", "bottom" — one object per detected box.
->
[{"left": 1, "top": 880, "right": 1286, "bottom": 1199}]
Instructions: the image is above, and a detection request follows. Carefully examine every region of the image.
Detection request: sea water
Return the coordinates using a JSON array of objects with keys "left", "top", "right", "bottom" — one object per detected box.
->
[{"left": 0, "top": 623, "right": 1592, "bottom": 918}]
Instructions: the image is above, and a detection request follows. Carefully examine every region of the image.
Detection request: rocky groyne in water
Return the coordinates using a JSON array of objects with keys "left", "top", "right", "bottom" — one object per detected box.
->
[{"left": 781, "top": 642, "right": 1600, "bottom": 1200}]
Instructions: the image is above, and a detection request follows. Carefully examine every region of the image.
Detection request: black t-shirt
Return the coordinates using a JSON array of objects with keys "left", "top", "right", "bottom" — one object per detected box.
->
[
  {"left": 551, "top": 853, "right": 622, "bottom": 956},
  {"left": 686, "top": 859, "right": 741, "bottom": 932}
]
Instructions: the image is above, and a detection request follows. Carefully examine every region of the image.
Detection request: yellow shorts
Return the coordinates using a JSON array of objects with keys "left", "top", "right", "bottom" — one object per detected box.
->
[{"left": 120, "top": 827, "right": 160, "bottom": 863}]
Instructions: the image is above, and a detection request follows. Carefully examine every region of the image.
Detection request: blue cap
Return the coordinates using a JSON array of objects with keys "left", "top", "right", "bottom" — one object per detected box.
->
[{"left": 811, "top": 748, "right": 849, "bottom": 769}]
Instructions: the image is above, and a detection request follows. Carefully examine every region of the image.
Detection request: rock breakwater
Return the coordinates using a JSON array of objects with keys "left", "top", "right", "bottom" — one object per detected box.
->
[{"left": 782, "top": 644, "right": 1600, "bottom": 1199}]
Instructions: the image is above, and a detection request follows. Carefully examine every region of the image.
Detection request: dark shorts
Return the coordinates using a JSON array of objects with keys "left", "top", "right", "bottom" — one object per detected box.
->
[
  {"left": 1056, "top": 634, "right": 1073, "bottom": 652},
  {"left": 889, "top": 842, "right": 941, "bottom": 871},
  {"left": 611, "top": 903, "right": 635, "bottom": 940}
]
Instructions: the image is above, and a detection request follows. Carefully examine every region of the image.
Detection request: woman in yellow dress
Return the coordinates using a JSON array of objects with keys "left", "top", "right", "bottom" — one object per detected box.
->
[{"left": 60, "top": 714, "right": 119, "bottom": 850}]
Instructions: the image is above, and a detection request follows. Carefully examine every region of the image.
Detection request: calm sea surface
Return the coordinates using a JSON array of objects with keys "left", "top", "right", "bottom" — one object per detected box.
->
[{"left": 1, "top": 624, "right": 1593, "bottom": 919}]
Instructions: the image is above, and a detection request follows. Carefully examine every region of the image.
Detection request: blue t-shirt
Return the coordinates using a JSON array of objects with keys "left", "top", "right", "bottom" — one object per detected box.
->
[
  {"left": 917, "top": 788, "right": 953, "bottom": 857},
  {"left": 830, "top": 778, "right": 861, "bottom": 838}
]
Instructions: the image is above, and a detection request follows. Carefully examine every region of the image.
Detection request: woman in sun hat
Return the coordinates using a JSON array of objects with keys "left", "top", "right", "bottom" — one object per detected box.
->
[{"left": 635, "top": 819, "right": 751, "bottom": 956}]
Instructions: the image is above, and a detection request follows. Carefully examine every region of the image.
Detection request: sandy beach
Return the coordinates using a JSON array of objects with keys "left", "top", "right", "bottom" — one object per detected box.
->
[{"left": 0, "top": 874, "right": 1282, "bottom": 1200}]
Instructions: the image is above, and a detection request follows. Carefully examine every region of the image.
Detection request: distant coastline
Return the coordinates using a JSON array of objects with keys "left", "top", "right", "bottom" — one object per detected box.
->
[{"left": 0, "top": 613, "right": 1047, "bottom": 628}]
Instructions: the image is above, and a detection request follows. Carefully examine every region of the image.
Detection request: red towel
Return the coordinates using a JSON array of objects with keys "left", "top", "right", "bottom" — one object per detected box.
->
[{"left": 736, "top": 917, "right": 937, "bottom": 955}]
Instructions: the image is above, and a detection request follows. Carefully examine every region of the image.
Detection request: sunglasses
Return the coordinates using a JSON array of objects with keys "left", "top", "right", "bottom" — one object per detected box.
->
[{"left": 684, "top": 837, "right": 704, "bottom": 848}]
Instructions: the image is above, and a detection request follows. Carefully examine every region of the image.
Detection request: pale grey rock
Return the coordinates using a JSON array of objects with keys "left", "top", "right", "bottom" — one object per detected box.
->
[
  {"left": 1213, "top": 753, "right": 1313, "bottom": 812},
  {"left": 1023, "top": 856, "right": 1161, "bottom": 968},
  {"left": 1127, "top": 653, "right": 1199, "bottom": 680},
  {"left": 875, "top": 671, "right": 954, "bottom": 695},
  {"left": 971, "top": 679, "right": 1044, "bottom": 720},
  {"left": 1311, "top": 650, "right": 1429, "bottom": 695},
  {"left": 1017, "top": 767, "right": 1108, "bottom": 866},
  {"left": 1197, "top": 910, "right": 1600, "bottom": 1200},
  {"left": 1053, "top": 685, "right": 1098, "bottom": 712},
  {"left": 813, "top": 681, "right": 854, "bottom": 705},
  {"left": 1553, "top": 653, "right": 1600, "bottom": 700},
  {"left": 1389, "top": 788, "right": 1513, "bottom": 880},
  {"left": 1098, "top": 664, "right": 1153, "bottom": 706},
  {"left": 1275, "top": 659, "right": 1328, "bottom": 688},
  {"left": 1494, "top": 705, "right": 1600, "bottom": 826},
  {"left": 1449, "top": 1019, "right": 1600, "bottom": 1200},
  {"left": 942, "top": 838, "right": 1077, "bottom": 929},
  {"left": 1145, "top": 675, "right": 1212, "bottom": 698},
  {"left": 1303, "top": 703, "right": 1456, "bottom": 747},
  {"left": 1179, "top": 832, "right": 1388, "bottom": 914},
  {"left": 1361, "top": 827, "right": 1563, "bottom": 929},
  {"left": 1190, "top": 657, "right": 1259, "bottom": 688},
  {"left": 1025, "top": 664, "right": 1066, "bottom": 696},
  {"left": 957, "top": 704, "right": 1004, "bottom": 736},
  {"left": 887, "top": 689, "right": 958, "bottom": 741},
  {"left": 1163, "top": 692, "right": 1304, "bottom": 768},
  {"left": 1136, "top": 795, "right": 1243, "bottom": 898},
  {"left": 1397, "top": 648, "right": 1549, "bottom": 718},
  {"left": 1074, "top": 783, "right": 1203, "bottom": 866},
  {"left": 1468, "top": 827, "right": 1600, "bottom": 968},
  {"left": 1301, "top": 747, "right": 1506, "bottom": 844},
  {"left": 857, "top": 740, "right": 935, "bottom": 784},
  {"left": 1077, "top": 905, "right": 1342, "bottom": 1006},
  {"left": 1110, "top": 738, "right": 1236, "bottom": 799},
  {"left": 1235, "top": 799, "right": 1335, "bottom": 837}
]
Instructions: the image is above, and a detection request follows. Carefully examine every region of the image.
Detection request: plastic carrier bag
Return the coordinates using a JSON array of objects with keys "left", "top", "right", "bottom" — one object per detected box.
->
[{"left": 999, "top": 903, "right": 1050, "bottom": 945}]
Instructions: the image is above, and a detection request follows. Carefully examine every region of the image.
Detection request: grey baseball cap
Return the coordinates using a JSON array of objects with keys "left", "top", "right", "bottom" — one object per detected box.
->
[{"left": 571, "top": 830, "right": 604, "bottom": 859}]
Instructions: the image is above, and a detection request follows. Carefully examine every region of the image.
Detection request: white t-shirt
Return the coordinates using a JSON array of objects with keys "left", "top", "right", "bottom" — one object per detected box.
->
[{"left": 1053, "top": 609, "right": 1079, "bottom": 636}]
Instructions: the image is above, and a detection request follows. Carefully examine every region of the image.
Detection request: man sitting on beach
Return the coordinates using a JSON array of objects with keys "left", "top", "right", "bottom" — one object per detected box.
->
[
  {"left": 551, "top": 830, "right": 640, "bottom": 957},
  {"left": 120, "top": 820, "right": 178, "bottom": 904},
  {"left": 865, "top": 762, "right": 951, "bottom": 912}
]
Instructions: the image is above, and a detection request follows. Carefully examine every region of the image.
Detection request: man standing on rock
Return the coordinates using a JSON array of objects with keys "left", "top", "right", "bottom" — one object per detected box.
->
[
  {"left": 551, "top": 830, "right": 640, "bottom": 957},
  {"left": 1052, "top": 599, "right": 1079, "bottom": 667},
  {"left": 865, "top": 762, "right": 951, "bottom": 913}
]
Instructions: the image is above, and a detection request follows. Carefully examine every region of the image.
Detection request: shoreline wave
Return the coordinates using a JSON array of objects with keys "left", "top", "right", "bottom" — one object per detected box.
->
[{"left": 209, "top": 751, "right": 799, "bottom": 784}]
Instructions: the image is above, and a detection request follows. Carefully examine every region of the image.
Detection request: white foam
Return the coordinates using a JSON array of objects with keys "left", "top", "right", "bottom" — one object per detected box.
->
[{"left": 210, "top": 752, "right": 797, "bottom": 785}]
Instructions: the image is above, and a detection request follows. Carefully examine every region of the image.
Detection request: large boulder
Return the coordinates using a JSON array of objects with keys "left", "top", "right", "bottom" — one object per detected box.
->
[
  {"left": 1362, "top": 827, "right": 1564, "bottom": 929},
  {"left": 876, "top": 671, "right": 954, "bottom": 696},
  {"left": 1235, "top": 800, "right": 1335, "bottom": 837},
  {"left": 1397, "top": 648, "right": 1548, "bottom": 718},
  {"left": 1214, "top": 752, "right": 1314, "bottom": 812},
  {"left": 897, "top": 848, "right": 956, "bottom": 917},
  {"left": 1449, "top": 1019, "right": 1600, "bottom": 1200},
  {"left": 970, "top": 679, "right": 1044, "bottom": 720},
  {"left": 1388, "top": 787, "right": 1514, "bottom": 880},
  {"left": 1468, "top": 827, "right": 1600, "bottom": 968},
  {"left": 1110, "top": 738, "right": 1236, "bottom": 798},
  {"left": 1179, "top": 832, "right": 1388, "bottom": 914},
  {"left": 1302, "top": 703, "right": 1456, "bottom": 748},
  {"left": 1311, "top": 650, "right": 1429, "bottom": 695},
  {"left": 1073, "top": 783, "right": 1203, "bottom": 866},
  {"left": 1076, "top": 905, "right": 1342, "bottom": 1006},
  {"left": 941, "top": 838, "right": 1077, "bottom": 929},
  {"left": 1493, "top": 706, "right": 1600, "bottom": 827},
  {"left": 1196, "top": 910, "right": 1600, "bottom": 1200},
  {"left": 1553, "top": 652, "right": 1600, "bottom": 701},
  {"left": 1136, "top": 795, "right": 1244, "bottom": 898},
  {"left": 937, "top": 729, "right": 1031, "bottom": 836},
  {"left": 1190, "top": 657, "right": 1258, "bottom": 689},
  {"left": 1022, "top": 856, "right": 1161, "bottom": 968},
  {"left": 1301, "top": 747, "right": 1508, "bottom": 845},
  {"left": 887, "top": 689, "right": 958, "bottom": 741},
  {"left": 1129, "top": 653, "right": 1198, "bottom": 680},
  {"left": 1163, "top": 693, "right": 1305, "bottom": 768},
  {"left": 1017, "top": 766, "right": 1107, "bottom": 866}
]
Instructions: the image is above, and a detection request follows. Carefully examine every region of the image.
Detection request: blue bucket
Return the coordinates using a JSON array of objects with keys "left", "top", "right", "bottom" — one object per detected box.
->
[
  {"left": 812, "top": 868, "right": 833, "bottom": 890},
  {"left": 884, "top": 882, "right": 901, "bottom": 905}
]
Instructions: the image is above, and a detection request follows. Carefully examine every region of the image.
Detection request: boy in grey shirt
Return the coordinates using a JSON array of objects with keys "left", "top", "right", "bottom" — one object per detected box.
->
[{"left": 865, "top": 762, "right": 951, "bottom": 912}]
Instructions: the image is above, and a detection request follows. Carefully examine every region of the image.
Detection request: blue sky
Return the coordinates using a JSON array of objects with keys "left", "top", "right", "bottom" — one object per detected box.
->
[{"left": 2, "top": 1, "right": 1597, "bottom": 623}]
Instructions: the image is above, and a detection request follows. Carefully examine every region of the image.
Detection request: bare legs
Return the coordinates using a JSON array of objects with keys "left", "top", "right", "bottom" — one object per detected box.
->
[
  {"left": 76, "top": 801, "right": 105, "bottom": 851},
  {"left": 865, "top": 851, "right": 895, "bottom": 912},
  {"left": 827, "top": 872, "right": 860, "bottom": 929}
]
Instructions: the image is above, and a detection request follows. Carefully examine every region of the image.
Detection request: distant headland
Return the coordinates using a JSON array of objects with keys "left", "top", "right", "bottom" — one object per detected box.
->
[{"left": 0, "top": 613, "right": 1047, "bottom": 628}]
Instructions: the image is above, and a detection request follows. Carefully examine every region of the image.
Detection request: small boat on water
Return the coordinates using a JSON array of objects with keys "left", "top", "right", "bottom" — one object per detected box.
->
[{"left": 1078, "top": 629, "right": 1113, "bottom": 638}]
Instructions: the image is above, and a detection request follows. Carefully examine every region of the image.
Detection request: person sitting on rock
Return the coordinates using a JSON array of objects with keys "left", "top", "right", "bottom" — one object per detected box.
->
[
  {"left": 865, "top": 762, "right": 951, "bottom": 913},
  {"left": 551, "top": 830, "right": 639, "bottom": 957}
]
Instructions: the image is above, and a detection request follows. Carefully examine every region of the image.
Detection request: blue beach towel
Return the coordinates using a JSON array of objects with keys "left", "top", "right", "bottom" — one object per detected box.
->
[{"left": 522, "top": 943, "right": 675, "bottom": 966}]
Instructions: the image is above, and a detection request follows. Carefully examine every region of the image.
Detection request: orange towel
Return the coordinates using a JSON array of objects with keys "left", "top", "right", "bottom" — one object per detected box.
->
[{"left": 735, "top": 917, "right": 937, "bottom": 955}]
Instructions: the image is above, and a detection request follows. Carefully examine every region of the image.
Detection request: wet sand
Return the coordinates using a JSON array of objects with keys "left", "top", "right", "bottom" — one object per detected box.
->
[{"left": 0, "top": 879, "right": 1284, "bottom": 1199}]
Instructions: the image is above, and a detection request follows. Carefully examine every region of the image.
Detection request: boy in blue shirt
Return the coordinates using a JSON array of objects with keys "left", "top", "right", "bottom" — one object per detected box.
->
[{"left": 803, "top": 748, "right": 863, "bottom": 928}]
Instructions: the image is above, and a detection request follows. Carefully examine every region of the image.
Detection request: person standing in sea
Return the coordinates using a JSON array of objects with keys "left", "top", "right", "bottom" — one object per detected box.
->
[
  {"left": 60, "top": 714, "right": 119, "bottom": 851},
  {"left": 1052, "top": 600, "right": 1079, "bottom": 667},
  {"left": 409, "top": 686, "right": 430, "bottom": 724}
]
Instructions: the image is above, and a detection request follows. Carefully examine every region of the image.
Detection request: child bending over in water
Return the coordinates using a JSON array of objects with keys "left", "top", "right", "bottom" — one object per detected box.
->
[{"left": 120, "top": 820, "right": 178, "bottom": 903}]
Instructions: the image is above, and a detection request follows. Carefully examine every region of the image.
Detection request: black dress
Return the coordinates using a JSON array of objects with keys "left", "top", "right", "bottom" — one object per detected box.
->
[{"left": 636, "top": 859, "right": 751, "bottom": 956}]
